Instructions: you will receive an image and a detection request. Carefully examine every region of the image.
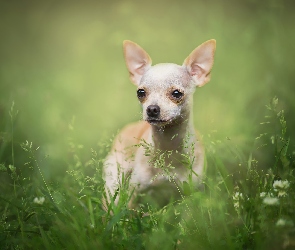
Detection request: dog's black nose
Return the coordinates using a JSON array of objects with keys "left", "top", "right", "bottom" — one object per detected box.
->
[{"left": 147, "top": 105, "right": 160, "bottom": 118}]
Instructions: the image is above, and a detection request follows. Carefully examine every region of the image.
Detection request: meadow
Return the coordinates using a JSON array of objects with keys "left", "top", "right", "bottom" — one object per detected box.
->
[{"left": 0, "top": 0, "right": 295, "bottom": 249}]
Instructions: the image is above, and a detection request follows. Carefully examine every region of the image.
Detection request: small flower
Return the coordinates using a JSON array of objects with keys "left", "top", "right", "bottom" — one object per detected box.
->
[
  {"left": 277, "top": 190, "right": 287, "bottom": 197},
  {"left": 233, "top": 192, "right": 243, "bottom": 210},
  {"left": 273, "top": 180, "right": 290, "bottom": 197},
  {"left": 233, "top": 202, "right": 239, "bottom": 209},
  {"left": 273, "top": 180, "right": 290, "bottom": 190},
  {"left": 276, "top": 219, "right": 286, "bottom": 227},
  {"left": 260, "top": 192, "right": 274, "bottom": 198},
  {"left": 263, "top": 197, "right": 279, "bottom": 206},
  {"left": 33, "top": 197, "right": 45, "bottom": 205},
  {"left": 276, "top": 218, "right": 294, "bottom": 227},
  {"left": 9, "top": 165, "right": 16, "bottom": 172},
  {"left": 233, "top": 192, "right": 243, "bottom": 201}
]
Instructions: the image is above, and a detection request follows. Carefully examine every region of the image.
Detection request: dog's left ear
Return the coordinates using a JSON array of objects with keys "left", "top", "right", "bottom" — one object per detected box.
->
[{"left": 183, "top": 39, "right": 216, "bottom": 87}]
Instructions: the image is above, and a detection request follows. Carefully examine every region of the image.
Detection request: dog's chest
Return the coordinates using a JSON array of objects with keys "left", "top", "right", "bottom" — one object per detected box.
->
[{"left": 130, "top": 146, "right": 192, "bottom": 190}]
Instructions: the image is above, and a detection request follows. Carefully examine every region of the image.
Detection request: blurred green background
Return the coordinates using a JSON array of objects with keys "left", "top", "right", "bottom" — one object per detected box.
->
[{"left": 0, "top": 0, "right": 294, "bottom": 165}]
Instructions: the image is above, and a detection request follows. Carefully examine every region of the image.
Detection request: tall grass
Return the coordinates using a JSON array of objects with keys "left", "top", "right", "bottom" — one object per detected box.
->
[
  {"left": 0, "top": 1, "right": 294, "bottom": 248},
  {"left": 0, "top": 97, "right": 294, "bottom": 249}
]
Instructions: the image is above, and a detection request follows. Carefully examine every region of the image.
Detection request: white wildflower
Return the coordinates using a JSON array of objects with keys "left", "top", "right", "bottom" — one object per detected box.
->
[
  {"left": 233, "top": 192, "right": 243, "bottom": 209},
  {"left": 273, "top": 180, "right": 290, "bottom": 197},
  {"left": 277, "top": 190, "right": 287, "bottom": 197},
  {"left": 276, "top": 219, "right": 286, "bottom": 227},
  {"left": 276, "top": 218, "right": 294, "bottom": 227},
  {"left": 260, "top": 192, "right": 274, "bottom": 198},
  {"left": 273, "top": 180, "right": 290, "bottom": 190},
  {"left": 263, "top": 197, "right": 279, "bottom": 206},
  {"left": 33, "top": 197, "right": 45, "bottom": 205},
  {"left": 233, "top": 192, "right": 243, "bottom": 201}
]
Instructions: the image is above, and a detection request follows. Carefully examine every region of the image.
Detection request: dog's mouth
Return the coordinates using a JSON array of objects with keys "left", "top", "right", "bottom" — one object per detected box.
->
[{"left": 146, "top": 118, "right": 173, "bottom": 126}]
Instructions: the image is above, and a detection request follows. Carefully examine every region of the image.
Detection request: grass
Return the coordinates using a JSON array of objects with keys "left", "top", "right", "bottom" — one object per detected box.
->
[
  {"left": 0, "top": 1, "right": 295, "bottom": 249},
  {"left": 0, "top": 97, "right": 294, "bottom": 250}
]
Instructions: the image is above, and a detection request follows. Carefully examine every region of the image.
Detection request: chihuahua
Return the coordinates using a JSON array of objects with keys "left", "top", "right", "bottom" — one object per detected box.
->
[{"left": 104, "top": 39, "right": 216, "bottom": 209}]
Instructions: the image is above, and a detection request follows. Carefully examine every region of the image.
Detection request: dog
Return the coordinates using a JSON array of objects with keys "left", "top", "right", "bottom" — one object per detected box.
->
[{"left": 103, "top": 39, "right": 216, "bottom": 209}]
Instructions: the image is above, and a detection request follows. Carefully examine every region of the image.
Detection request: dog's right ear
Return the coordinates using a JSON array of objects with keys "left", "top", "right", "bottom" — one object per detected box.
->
[{"left": 123, "top": 40, "right": 152, "bottom": 86}]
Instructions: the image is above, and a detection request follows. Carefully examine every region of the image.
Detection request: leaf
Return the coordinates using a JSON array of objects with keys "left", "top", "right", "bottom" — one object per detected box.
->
[{"left": 182, "top": 181, "right": 191, "bottom": 196}]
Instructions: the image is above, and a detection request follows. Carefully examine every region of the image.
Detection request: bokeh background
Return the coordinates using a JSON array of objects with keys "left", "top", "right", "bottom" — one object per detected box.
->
[{"left": 0, "top": 0, "right": 294, "bottom": 169}]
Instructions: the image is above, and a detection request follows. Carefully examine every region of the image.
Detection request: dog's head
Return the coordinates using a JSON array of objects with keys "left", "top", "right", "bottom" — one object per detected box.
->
[{"left": 123, "top": 40, "right": 216, "bottom": 126}]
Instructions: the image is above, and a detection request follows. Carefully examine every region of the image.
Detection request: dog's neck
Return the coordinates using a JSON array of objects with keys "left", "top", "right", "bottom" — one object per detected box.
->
[{"left": 150, "top": 109, "right": 195, "bottom": 152}]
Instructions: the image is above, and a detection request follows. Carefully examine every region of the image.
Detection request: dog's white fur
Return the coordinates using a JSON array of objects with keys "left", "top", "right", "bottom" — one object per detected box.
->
[{"left": 104, "top": 39, "right": 216, "bottom": 208}]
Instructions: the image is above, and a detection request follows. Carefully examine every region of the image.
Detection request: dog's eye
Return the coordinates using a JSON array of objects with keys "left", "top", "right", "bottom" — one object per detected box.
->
[
  {"left": 171, "top": 90, "right": 183, "bottom": 99},
  {"left": 137, "top": 89, "right": 146, "bottom": 99}
]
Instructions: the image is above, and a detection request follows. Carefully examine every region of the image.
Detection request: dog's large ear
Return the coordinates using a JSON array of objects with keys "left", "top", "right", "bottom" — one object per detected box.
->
[
  {"left": 183, "top": 39, "right": 216, "bottom": 87},
  {"left": 123, "top": 40, "right": 152, "bottom": 86}
]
